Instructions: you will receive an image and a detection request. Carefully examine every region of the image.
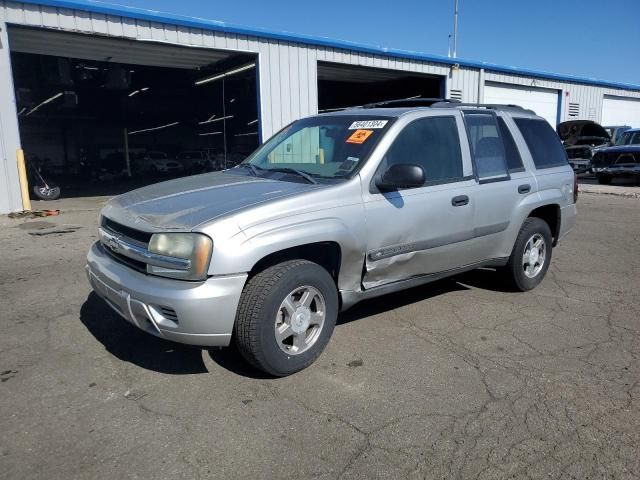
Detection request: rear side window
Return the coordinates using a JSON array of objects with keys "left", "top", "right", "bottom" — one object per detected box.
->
[
  {"left": 497, "top": 117, "right": 523, "bottom": 171},
  {"left": 384, "top": 116, "right": 464, "bottom": 183},
  {"left": 514, "top": 118, "right": 568, "bottom": 169},
  {"left": 464, "top": 112, "right": 508, "bottom": 181}
]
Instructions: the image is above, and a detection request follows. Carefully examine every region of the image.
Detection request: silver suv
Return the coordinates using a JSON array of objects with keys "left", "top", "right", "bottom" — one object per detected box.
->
[{"left": 86, "top": 99, "right": 578, "bottom": 376}]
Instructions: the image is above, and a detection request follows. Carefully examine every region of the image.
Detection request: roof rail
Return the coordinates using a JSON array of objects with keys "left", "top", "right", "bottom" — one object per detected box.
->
[
  {"left": 355, "top": 97, "right": 461, "bottom": 109},
  {"left": 430, "top": 101, "right": 535, "bottom": 114}
]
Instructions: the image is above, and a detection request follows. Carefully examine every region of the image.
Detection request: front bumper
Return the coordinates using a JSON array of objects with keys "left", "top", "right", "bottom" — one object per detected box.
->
[
  {"left": 593, "top": 166, "right": 640, "bottom": 177},
  {"left": 86, "top": 241, "right": 247, "bottom": 346},
  {"left": 569, "top": 159, "right": 591, "bottom": 173},
  {"left": 558, "top": 203, "right": 577, "bottom": 242}
]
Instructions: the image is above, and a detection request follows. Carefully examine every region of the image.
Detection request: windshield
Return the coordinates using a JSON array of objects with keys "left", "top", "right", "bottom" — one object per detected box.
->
[
  {"left": 237, "top": 115, "right": 392, "bottom": 182},
  {"left": 619, "top": 131, "right": 640, "bottom": 145}
]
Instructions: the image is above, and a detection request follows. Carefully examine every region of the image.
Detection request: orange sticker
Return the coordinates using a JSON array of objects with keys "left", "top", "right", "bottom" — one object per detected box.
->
[{"left": 346, "top": 129, "right": 374, "bottom": 144}]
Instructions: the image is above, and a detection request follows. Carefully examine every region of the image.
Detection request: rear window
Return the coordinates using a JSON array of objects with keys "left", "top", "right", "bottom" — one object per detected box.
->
[{"left": 514, "top": 118, "right": 567, "bottom": 169}]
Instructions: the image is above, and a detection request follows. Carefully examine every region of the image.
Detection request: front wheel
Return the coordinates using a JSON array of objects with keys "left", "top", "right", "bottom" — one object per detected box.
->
[
  {"left": 597, "top": 175, "right": 611, "bottom": 185},
  {"left": 234, "top": 260, "right": 338, "bottom": 376},
  {"left": 504, "top": 218, "right": 553, "bottom": 291},
  {"left": 32, "top": 183, "right": 61, "bottom": 201}
]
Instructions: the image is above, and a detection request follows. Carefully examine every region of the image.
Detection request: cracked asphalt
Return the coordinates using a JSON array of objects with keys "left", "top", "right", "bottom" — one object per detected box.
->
[{"left": 1, "top": 193, "right": 638, "bottom": 479}]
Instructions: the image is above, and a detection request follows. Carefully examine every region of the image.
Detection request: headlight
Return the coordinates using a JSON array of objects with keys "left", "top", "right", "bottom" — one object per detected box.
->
[{"left": 147, "top": 233, "right": 213, "bottom": 281}]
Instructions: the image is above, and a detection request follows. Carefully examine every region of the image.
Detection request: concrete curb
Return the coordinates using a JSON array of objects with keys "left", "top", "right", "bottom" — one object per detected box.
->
[{"left": 578, "top": 184, "right": 640, "bottom": 199}]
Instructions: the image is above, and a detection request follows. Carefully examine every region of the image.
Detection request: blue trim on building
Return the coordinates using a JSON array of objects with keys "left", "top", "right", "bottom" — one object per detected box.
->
[{"left": 14, "top": 0, "right": 640, "bottom": 92}]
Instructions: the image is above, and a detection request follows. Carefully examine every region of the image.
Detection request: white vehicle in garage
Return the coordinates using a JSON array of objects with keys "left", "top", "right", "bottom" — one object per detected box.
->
[
  {"left": 134, "top": 152, "right": 185, "bottom": 175},
  {"left": 177, "top": 151, "right": 210, "bottom": 174}
]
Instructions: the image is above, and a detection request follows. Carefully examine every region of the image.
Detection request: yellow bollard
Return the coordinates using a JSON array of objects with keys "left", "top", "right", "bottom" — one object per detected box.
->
[{"left": 16, "top": 149, "right": 31, "bottom": 212}]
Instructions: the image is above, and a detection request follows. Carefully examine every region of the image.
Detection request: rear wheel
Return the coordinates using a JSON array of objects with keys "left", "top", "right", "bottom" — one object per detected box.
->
[
  {"left": 597, "top": 175, "right": 612, "bottom": 185},
  {"left": 233, "top": 260, "right": 338, "bottom": 376},
  {"left": 504, "top": 217, "right": 552, "bottom": 291}
]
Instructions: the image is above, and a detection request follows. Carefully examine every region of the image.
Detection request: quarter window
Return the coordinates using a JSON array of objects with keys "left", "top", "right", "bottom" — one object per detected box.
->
[
  {"left": 514, "top": 118, "right": 568, "bottom": 169},
  {"left": 383, "top": 116, "right": 464, "bottom": 184},
  {"left": 497, "top": 117, "right": 524, "bottom": 171}
]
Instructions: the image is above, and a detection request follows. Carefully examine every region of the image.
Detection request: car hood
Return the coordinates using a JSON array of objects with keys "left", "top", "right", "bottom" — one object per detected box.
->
[
  {"left": 101, "top": 171, "right": 321, "bottom": 231},
  {"left": 595, "top": 145, "right": 640, "bottom": 154},
  {"left": 557, "top": 120, "right": 610, "bottom": 146}
]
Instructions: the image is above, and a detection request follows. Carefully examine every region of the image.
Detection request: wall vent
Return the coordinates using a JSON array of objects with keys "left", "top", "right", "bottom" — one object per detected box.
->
[
  {"left": 449, "top": 89, "right": 463, "bottom": 101},
  {"left": 568, "top": 102, "right": 580, "bottom": 117}
]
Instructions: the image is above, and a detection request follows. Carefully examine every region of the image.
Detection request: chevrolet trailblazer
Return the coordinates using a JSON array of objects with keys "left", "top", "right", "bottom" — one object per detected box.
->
[{"left": 86, "top": 99, "right": 577, "bottom": 376}]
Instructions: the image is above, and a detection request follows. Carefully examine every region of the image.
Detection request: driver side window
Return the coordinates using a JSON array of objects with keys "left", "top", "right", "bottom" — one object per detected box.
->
[{"left": 385, "top": 116, "right": 464, "bottom": 184}]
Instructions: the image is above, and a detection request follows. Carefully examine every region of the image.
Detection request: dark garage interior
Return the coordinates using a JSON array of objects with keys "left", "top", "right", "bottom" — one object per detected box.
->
[
  {"left": 8, "top": 27, "right": 259, "bottom": 198},
  {"left": 317, "top": 61, "right": 444, "bottom": 112}
]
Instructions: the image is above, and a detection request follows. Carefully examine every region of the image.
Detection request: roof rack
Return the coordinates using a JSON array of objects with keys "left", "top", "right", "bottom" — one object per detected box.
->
[
  {"left": 355, "top": 97, "right": 461, "bottom": 109},
  {"left": 340, "top": 97, "right": 537, "bottom": 115},
  {"left": 430, "top": 101, "right": 534, "bottom": 114}
]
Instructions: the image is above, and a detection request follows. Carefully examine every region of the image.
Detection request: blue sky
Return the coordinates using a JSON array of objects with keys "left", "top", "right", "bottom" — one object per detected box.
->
[{"left": 122, "top": 0, "right": 639, "bottom": 84}]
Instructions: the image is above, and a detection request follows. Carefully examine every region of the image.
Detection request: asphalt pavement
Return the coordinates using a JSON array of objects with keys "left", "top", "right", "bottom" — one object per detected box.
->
[{"left": 0, "top": 193, "right": 638, "bottom": 479}]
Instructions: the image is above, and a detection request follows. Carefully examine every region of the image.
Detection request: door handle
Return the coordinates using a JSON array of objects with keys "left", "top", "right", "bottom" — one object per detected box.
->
[
  {"left": 518, "top": 184, "right": 531, "bottom": 194},
  {"left": 451, "top": 195, "right": 469, "bottom": 207}
]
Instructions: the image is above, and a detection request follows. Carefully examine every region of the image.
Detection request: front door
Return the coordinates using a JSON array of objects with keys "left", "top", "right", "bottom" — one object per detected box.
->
[{"left": 361, "top": 114, "right": 476, "bottom": 289}]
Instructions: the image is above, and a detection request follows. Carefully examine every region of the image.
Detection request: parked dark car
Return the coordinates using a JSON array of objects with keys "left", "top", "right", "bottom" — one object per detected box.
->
[
  {"left": 592, "top": 128, "right": 640, "bottom": 184},
  {"left": 557, "top": 120, "right": 610, "bottom": 173},
  {"left": 604, "top": 125, "right": 632, "bottom": 145}
]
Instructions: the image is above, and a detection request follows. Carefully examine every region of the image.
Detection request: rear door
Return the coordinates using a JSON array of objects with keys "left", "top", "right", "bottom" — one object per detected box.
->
[
  {"left": 463, "top": 111, "right": 535, "bottom": 263},
  {"left": 361, "top": 112, "right": 476, "bottom": 289}
]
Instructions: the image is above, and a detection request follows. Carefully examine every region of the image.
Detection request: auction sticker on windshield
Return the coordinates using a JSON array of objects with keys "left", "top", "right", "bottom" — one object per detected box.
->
[
  {"left": 346, "top": 129, "right": 374, "bottom": 144},
  {"left": 348, "top": 120, "right": 388, "bottom": 130}
]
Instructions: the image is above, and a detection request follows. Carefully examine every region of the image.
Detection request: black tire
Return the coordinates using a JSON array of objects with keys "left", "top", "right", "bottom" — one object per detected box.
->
[
  {"left": 597, "top": 175, "right": 611, "bottom": 185},
  {"left": 234, "top": 260, "right": 338, "bottom": 376},
  {"left": 32, "top": 183, "right": 61, "bottom": 201},
  {"left": 504, "top": 217, "right": 553, "bottom": 292}
]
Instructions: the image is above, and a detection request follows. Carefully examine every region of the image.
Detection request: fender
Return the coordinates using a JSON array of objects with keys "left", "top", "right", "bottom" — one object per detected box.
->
[
  {"left": 492, "top": 188, "right": 563, "bottom": 259},
  {"left": 204, "top": 210, "right": 367, "bottom": 292}
]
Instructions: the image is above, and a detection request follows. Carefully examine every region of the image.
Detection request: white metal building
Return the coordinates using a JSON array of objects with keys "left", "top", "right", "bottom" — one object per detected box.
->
[{"left": 1, "top": 0, "right": 640, "bottom": 213}]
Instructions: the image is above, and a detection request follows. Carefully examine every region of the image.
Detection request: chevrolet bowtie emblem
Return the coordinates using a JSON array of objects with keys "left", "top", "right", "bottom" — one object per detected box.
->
[{"left": 107, "top": 235, "right": 120, "bottom": 252}]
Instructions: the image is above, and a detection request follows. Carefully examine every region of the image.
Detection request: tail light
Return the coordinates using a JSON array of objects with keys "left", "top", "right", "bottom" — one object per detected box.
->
[{"left": 573, "top": 172, "right": 579, "bottom": 203}]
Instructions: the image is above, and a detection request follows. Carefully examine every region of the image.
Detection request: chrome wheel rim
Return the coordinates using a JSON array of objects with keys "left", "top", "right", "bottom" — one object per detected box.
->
[
  {"left": 522, "top": 233, "right": 546, "bottom": 278},
  {"left": 274, "top": 285, "right": 325, "bottom": 355}
]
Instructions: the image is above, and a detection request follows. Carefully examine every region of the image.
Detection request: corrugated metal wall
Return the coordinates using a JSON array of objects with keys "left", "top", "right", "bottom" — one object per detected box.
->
[
  {"left": 483, "top": 71, "right": 640, "bottom": 123},
  {"left": 0, "top": 16, "right": 22, "bottom": 213},
  {"left": 1, "top": 0, "right": 640, "bottom": 213},
  {"left": 0, "top": 1, "right": 453, "bottom": 140}
]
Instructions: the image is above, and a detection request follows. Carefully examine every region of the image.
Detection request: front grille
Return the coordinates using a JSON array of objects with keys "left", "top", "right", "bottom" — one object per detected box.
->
[
  {"left": 99, "top": 242, "right": 147, "bottom": 274},
  {"left": 593, "top": 151, "right": 640, "bottom": 167},
  {"left": 100, "top": 216, "right": 153, "bottom": 273},
  {"left": 566, "top": 147, "right": 591, "bottom": 160},
  {"left": 101, "top": 216, "right": 152, "bottom": 245}
]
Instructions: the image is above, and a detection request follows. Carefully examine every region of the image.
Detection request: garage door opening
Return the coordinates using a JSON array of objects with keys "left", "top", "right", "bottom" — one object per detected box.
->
[
  {"left": 602, "top": 95, "right": 640, "bottom": 127},
  {"left": 8, "top": 26, "right": 260, "bottom": 198},
  {"left": 483, "top": 82, "right": 560, "bottom": 127},
  {"left": 317, "top": 62, "right": 444, "bottom": 112}
]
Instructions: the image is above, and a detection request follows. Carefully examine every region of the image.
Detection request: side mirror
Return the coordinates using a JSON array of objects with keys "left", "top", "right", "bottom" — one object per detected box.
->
[{"left": 376, "top": 163, "right": 425, "bottom": 191}]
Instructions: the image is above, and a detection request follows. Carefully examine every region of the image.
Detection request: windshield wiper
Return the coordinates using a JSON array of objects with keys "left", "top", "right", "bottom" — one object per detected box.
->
[
  {"left": 236, "top": 163, "right": 262, "bottom": 176},
  {"left": 267, "top": 167, "right": 318, "bottom": 184}
]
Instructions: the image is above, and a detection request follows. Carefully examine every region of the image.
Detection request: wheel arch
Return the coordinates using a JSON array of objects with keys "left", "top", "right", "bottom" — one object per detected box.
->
[
  {"left": 249, "top": 241, "right": 342, "bottom": 283},
  {"left": 526, "top": 203, "right": 561, "bottom": 246}
]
